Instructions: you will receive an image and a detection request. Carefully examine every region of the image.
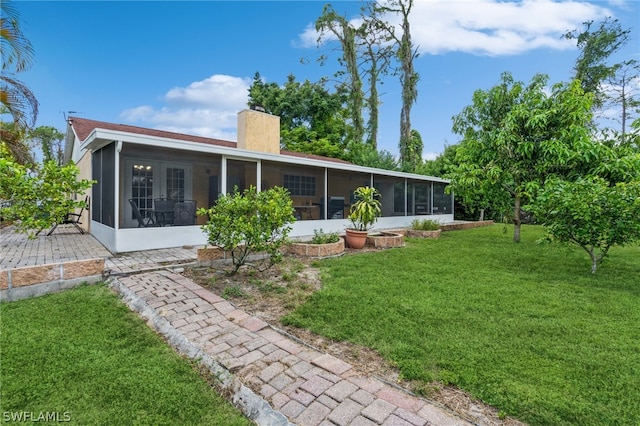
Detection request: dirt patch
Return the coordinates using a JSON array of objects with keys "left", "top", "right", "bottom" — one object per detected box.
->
[{"left": 182, "top": 250, "right": 525, "bottom": 426}]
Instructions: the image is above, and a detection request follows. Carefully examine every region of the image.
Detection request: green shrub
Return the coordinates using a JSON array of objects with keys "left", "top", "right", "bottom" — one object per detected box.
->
[
  {"left": 198, "top": 186, "right": 295, "bottom": 275},
  {"left": 0, "top": 158, "right": 94, "bottom": 237},
  {"left": 410, "top": 218, "right": 441, "bottom": 231},
  {"left": 310, "top": 229, "right": 340, "bottom": 244}
]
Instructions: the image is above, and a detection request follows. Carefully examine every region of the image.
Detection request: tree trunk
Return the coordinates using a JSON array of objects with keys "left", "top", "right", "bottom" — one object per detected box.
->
[{"left": 513, "top": 195, "right": 521, "bottom": 243}]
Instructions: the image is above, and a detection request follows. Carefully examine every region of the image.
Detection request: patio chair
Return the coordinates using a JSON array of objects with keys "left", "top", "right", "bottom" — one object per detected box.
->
[
  {"left": 129, "top": 199, "right": 156, "bottom": 227},
  {"left": 46, "top": 196, "right": 89, "bottom": 236},
  {"left": 173, "top": 200, "right": 197, "bottom": 226},
  {"left": 153, "top": 198, "right": 176, "bottom": 226}
]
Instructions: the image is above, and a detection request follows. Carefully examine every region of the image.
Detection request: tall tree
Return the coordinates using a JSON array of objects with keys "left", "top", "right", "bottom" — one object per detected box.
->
[
  {"left": 449, "top": 72, "right": 595, "bottom": 243},
  {"left": 564, "top": 17, "right": 631, "bottom": 110},
  {"left": 602, "top": 59, "right": 640, "bottom": 144},
  {"left": 316, "top": 5, "right": 364, "bottom": 146},
  {"left": 361, "top": 3, "right": 394, "bottom": 149},
  {"left": 314, "top": 3, "right": 393, "bottom": 150},
  {"left": 402, "top": 129, "right": 422, "bottom": 172},
  {"left": 374, "top": 0, "right": 419, "bottom": 170},
  {"left": 28, "top": 126, "right": 65, "bottom": 165}
]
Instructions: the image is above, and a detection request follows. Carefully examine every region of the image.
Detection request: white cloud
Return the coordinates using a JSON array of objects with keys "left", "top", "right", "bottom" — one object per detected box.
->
[
  {"left": 120, "top": 74, "right": 250, "bottom": 140},
  {"left": 297, "top": 23, "right": 321, "bottom": 49},
  {"left": 423, "top": 151, "right": 439, "bottom": 161},
  {"left": 302, "top": 0, "right": 613, "bottom": 57}
]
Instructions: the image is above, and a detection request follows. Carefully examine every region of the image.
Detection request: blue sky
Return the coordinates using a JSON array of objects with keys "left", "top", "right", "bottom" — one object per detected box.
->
[{"left": 12, "top": 0, "right": 640, "bottom": 160}]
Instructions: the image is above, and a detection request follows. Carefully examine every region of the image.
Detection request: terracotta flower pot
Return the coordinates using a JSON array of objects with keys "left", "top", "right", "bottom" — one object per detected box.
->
[{"left": 345, "top": 228, "right": 368, "bottom": 249}]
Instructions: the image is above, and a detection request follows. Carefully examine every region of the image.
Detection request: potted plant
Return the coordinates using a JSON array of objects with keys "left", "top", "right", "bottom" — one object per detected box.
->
[{"left": 345, "top": 186, "right": 381, "bottom": 249}]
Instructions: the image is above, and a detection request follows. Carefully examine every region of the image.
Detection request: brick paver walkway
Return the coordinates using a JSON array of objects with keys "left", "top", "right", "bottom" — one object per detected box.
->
[
  {"left": 0, "top": 225, "right": 112, "bottom": 269},
  {"left": 112, "top": 270, "right": 471, "bottom": 426}
]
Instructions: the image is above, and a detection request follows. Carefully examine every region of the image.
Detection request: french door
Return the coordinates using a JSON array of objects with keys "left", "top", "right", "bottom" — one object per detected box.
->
[{"left": 123, "top": 159, "right": 192, "bottom": 228}]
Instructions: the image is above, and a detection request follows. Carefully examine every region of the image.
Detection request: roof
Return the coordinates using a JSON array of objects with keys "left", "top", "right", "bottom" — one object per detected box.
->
[{"left": 68, "top": 116, "right": 353, "bottom": 165}]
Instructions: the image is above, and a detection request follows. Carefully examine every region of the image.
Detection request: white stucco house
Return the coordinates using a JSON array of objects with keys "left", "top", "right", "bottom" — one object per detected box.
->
[{"left": 64, "top": 109, "right": 453, "bottom": 253}]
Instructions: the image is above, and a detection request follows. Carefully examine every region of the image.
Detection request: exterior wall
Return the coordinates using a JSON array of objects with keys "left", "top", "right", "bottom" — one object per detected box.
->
[
  {"left": 90, "top": 221, "right": 117, "bottom": 253},
  {"left": 237, "top": 109, "right": 280, "bottom": 154},
  {"left": 93, "top": 213, "right": 454, "bottom": 253}
]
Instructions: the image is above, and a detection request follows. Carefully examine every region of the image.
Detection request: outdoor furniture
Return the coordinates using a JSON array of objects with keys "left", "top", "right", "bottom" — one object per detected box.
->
[
  {"left": 46, "top": 196, "right": 89, "bottom": 236},
  {"left": 328, "top": 197, "right": 345, "bottom": 219},
  {"left": 152, "top": 198, "right": 176, "bottom": 226},
  {"left": 293, "top": 203, "right": 318, "bottom": 220},
  {"left": 129, "top": 199, "right": 156, "bottom": 227},
  {"left": 173, "top": 200, "right": 197, "bottom": 226}
]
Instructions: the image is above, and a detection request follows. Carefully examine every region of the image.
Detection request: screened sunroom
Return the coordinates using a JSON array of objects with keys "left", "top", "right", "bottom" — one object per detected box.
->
[{"left": 66, "top": 110, "right": 453, "bottom": 253}]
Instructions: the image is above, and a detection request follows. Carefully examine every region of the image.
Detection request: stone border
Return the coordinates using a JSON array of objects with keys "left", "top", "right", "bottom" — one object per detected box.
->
[
  {"left": 0, "top": 258, "right": 105, "bottom": 302},
  {"left": 287, "top": 237, "right": 345, "bottom": 258},
  {"left": 440, "top": 220, "right": 494, "bottom": 231},
  {"left": 108, "top": 277, "right": 293, "bottom": 426},
  {"left": 406, "top": 229, "right": 441, "bottom": 239},
  {"left": 366, "top": 232, "right": 405, "bottom": 249}
]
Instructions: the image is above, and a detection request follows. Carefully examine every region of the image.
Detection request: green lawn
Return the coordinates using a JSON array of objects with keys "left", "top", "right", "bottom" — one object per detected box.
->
[
  {"left": 283, "top": 224, "right": 640, "bottom": 425},
  {"left": 0, "top": 284, "right": 251, "bottom": 425}
]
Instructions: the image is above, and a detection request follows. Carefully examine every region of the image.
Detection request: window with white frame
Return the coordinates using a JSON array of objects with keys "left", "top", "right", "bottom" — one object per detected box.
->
[{"left": 283, "top": 174, "right": 316, "bottom": 196}]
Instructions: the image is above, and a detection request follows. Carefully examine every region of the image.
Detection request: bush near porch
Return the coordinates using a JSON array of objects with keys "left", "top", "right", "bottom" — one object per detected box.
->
[{"left": 283, "top": 224, "right": 640, "bottom": 426}]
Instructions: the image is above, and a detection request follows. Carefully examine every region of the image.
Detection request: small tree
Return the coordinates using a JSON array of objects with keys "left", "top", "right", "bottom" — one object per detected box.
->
[
  {"left": 532, "top": 177, "right": 640, "bottom": 274},
  {"left": 449, "top": 73, "right": 595, "bottom": 242},
  {"left": 198, "top": 186, "right": 295, "bottom": 275},
  {"left": 0, "top": 158, "right": 93, "bottom": 237}
]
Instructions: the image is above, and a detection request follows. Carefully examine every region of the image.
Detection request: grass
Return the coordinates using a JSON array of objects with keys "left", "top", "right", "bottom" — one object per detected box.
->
[
  {"left": 283, "top": 224, "right": 640, "bottom": 426},
  {"left": 0, "top": 284, "right": 251, "bottom": 426}
]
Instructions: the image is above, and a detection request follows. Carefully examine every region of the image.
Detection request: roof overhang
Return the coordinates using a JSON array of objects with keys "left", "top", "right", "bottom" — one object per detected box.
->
[{"left": 80, "top": 127, "right": 449, "bottom": 183}]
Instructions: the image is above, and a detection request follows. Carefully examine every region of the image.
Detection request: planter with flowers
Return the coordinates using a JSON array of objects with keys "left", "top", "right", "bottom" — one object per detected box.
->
[
  {"left": 288, "top": 229, "right": 345, "bottom": 258},
  {"left": 406, "top": 218, "right": 442, "bottom": 239}
]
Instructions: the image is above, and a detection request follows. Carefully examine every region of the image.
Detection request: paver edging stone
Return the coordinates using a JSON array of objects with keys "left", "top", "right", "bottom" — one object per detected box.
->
[{"left": 107, "top": 276, "right": 293, "bottom": 426}]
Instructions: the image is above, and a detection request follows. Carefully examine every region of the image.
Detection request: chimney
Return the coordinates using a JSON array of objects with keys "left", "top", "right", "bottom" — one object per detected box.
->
[{"left": 237, "top": 108, "right": 280, "bottom": 154}]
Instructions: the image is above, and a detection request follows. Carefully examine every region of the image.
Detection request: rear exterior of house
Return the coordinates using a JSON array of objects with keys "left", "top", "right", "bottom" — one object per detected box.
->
[{"left": 65, "top": 109, "right": 454, "bottom": 253}]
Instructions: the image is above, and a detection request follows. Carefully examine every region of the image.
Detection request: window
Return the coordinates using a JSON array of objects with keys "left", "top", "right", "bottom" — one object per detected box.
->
[{"left": 283, "top": 174, "right": 316, "bottom": 196}]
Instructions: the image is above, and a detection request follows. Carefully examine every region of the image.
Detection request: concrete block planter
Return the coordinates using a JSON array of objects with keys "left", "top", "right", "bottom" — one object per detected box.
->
[
  {"left": 406, "top": 229, "right": 442, "bottom": 239},
  {"left": 288, "top": 238, "right": 345, "bottom": 258},
  {"left": 366, "top": 232, "right": 405, "bottom": 249}
]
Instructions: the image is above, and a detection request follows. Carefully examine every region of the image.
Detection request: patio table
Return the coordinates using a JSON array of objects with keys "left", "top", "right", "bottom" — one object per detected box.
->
[{"left": 152, "top": 209, "right": 175, "bottom": 226}]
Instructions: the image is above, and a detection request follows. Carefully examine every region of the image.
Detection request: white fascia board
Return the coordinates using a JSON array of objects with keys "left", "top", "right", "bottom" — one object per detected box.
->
[{"left": 81, "top": 128, "right": 449, "bottom": 184}]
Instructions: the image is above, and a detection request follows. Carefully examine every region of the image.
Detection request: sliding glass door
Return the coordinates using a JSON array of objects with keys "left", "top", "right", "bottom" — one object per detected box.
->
[{"left": 123, "top": 159, "right": 192, "bottom": 228}]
